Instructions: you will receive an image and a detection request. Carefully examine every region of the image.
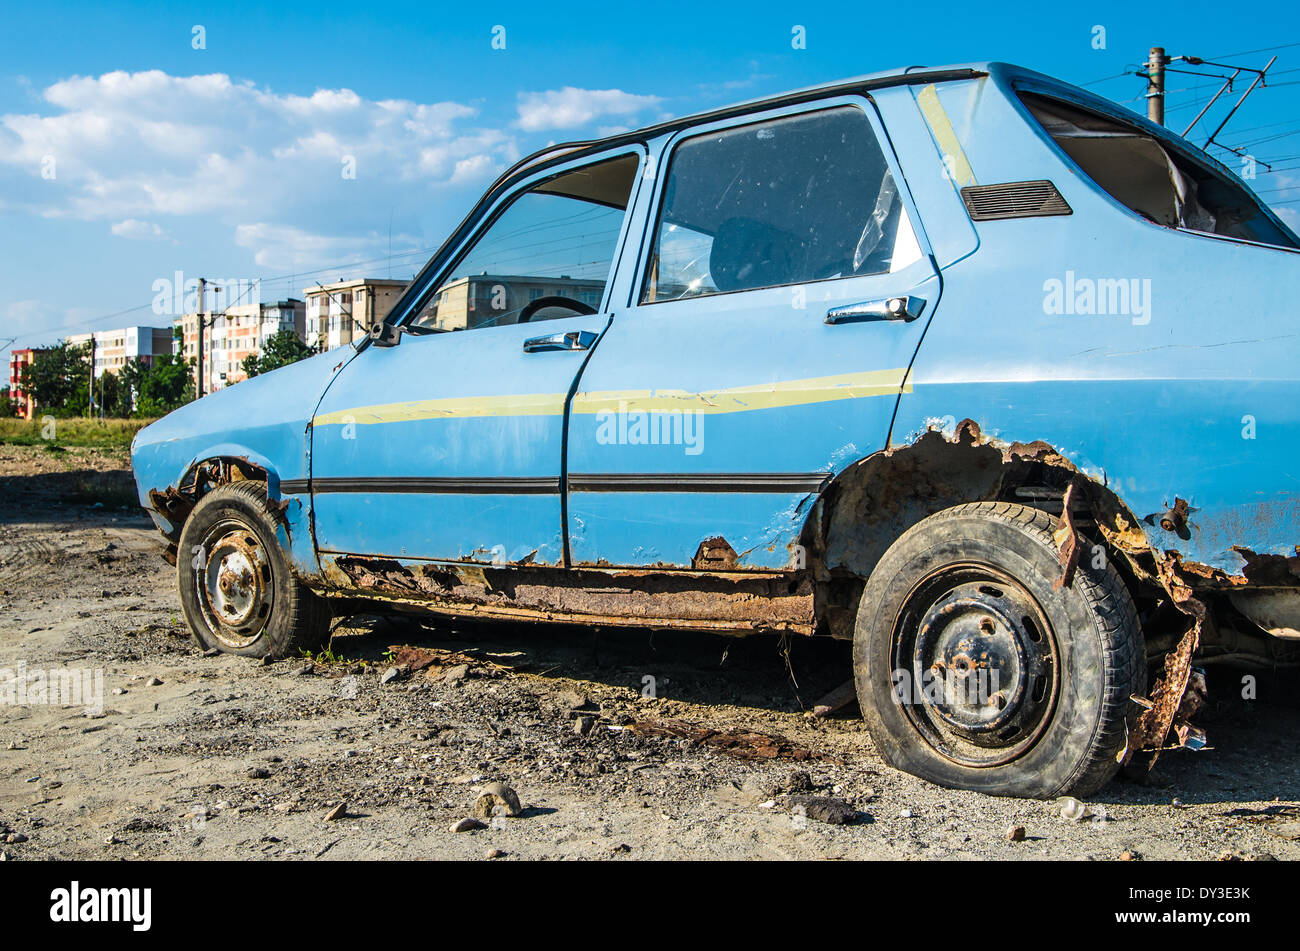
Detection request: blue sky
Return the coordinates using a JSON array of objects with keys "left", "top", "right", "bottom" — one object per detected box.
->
[{"left": 2, "top": 0, "right": 1298, "bottom": 353}]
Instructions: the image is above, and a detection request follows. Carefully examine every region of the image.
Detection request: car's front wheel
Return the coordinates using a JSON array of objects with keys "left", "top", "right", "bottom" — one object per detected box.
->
[
  {"left": 853, "top": 501, "right": 1144, "bottom": 798},
  {"left": 176, "top": 480, "right": 331, "bottom": 658}
]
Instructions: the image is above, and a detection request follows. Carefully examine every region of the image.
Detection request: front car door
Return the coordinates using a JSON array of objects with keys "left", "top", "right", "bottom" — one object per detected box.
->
[
  {"left": 309, "top": 146, "right": 644, "bottom": 567},
  {"left": 567, "top": 98, "right": 941, "bottom": 570}
]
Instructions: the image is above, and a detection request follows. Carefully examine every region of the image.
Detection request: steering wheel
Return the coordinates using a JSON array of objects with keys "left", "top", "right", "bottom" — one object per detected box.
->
[{"left": 518, "top": 295, "right": 598, "bottom": 323}]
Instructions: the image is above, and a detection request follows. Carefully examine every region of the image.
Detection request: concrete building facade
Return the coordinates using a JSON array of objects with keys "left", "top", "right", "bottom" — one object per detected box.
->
[
  {"left": 65, "top": 326, "right": 175, "bottom": 378},
  {"left": 173, "top": 299, "right": 306, "bottom": 393},
  {"left": 304, "top": 279, "right": 408, "bottom": 351},
  {"left": 419, "top": 275, "right": 605, "bottom": 332},
  {"left": 7, "top": 348, "right": 47, "bottom": 420}
]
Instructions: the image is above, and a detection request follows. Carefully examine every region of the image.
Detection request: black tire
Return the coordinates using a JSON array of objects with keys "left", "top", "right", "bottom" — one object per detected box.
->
[
  {"left": 853, "top": 501, "right": 1143, "bottom": 798},
  {"left": 176, "top": 480, "right": 331, "bottom": 659}
]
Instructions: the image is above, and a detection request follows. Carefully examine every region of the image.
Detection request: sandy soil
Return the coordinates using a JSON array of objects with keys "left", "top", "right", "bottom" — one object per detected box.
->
[{"left": 2, "top": 444, "right": 1299, "bottom": 861}]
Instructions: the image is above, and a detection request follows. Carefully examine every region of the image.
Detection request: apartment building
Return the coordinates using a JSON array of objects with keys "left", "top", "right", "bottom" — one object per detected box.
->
[
  {"left": 7, "top": 347, "right": 47, "bottom": 420},
  {"left": 65, "top": 326, "right": 175, "bottom": 378},
  {"left": 303, "top": 279, "right": 408, "bottom": 351},
  {"left": 174, "top": 299, "right": 306, "bottom": 392},
  {"left": 418, "top": 274, "right": 605, "bottom": 332}
]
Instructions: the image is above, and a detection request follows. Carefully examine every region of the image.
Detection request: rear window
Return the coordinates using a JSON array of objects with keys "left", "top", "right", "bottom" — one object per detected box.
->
[{"left": 1020, "top": 92, "right": 1298, "bottom": 249}]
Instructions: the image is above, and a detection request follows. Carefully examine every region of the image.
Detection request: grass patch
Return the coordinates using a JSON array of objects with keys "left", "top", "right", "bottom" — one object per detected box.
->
[{"left": 0, "top": 417, "right": 155, "bottom": 449}]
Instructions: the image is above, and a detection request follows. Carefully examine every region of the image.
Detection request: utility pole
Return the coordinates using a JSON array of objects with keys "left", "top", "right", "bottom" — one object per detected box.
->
[
  {"left": 196, "top": 277, "right": 206, "bottom": 399},
  {"left": 87, "top": 332, "right": 95, "bottom": 418},
  {"left": 1146, "top": 46, "right": 1170, "bottom": 125},
  {"left": 211, "top": 285, "right": 223, "bottom": 391}
]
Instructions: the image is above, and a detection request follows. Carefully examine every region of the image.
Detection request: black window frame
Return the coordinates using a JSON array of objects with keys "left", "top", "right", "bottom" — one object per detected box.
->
[
  {"left": 400, "top": 145, "right": 646, "bottom": 334},
  {"left": 636, "top": 100, "right": 921, "bottom": 306}
]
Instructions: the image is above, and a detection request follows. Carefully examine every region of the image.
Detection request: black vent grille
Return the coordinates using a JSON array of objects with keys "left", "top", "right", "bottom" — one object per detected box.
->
[{"left": 960, "top": 181, "right": 1072, "bottom": 220}]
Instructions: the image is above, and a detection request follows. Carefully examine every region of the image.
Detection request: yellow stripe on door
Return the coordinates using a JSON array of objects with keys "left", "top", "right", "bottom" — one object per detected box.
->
[{"left": 313, "top": 368, "right": 911, "bottom": 427}]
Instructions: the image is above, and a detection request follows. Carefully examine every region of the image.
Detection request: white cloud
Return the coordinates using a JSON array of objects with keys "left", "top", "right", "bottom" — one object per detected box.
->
[
  {"left": 515, "top": 87, "right": 662, "bottom": 132},
  {"left": 234, "top": 222, "right": 421, "bottom": 271},
  {"left": 110, "top": 218, "right": 168, "bottom": 240},
  {"left": 0, "top": 70, "right": 518, "bottom": 226}
]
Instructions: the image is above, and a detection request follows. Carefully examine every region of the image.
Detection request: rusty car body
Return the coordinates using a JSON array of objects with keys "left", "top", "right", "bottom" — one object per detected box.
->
[{"left": 131, "top": 63, "right": 1300, "bottom": 797}]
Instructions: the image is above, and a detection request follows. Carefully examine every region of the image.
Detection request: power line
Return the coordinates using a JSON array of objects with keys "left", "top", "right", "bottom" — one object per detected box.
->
[
  {"left": 1208, "top": 41, "right": 1300, "bottom": 59},
  {"left": 1080, "top": 69, "right": 1142, "bottom": 87},
  {"left": 26, "top": 244, "right": 439, "bottom": 344}
]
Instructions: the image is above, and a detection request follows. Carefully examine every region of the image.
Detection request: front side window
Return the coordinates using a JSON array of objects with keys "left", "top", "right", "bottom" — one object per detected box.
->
[
  {"left": 1021, "top": 92, "right": 1298, "bottom": 249},
  {"left": 643, "top": 105, "right": 922, "bottom": 303},
  {"left": 412, "top": 152, "right": 639, "bottom": 332}
]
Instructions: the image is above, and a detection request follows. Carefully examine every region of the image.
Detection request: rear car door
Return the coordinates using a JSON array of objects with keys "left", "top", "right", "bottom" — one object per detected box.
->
[
  {"left": 309, "top": 146, "right": 644, "bottom": 566},
  {"left": 567, "top": 98, "right": 941, "bottom": 569}
]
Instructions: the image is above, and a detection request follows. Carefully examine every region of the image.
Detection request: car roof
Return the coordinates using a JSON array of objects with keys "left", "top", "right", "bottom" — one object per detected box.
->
[{"left": 509, "top": 63, "right": 998, "bottom": 177}]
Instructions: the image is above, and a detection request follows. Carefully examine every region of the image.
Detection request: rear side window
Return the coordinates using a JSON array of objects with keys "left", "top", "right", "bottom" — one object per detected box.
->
[
  {"left": 1020, "top": 92, "right": 1298, "bottom": 249},
  {"left": 642, "top": 106, "right": 922, "bottom": 302}
]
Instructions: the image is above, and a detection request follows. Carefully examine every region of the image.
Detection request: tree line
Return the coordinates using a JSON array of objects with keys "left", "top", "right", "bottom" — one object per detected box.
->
[{"left": 2, "top": 329, "right": 318, "bottom": 419}]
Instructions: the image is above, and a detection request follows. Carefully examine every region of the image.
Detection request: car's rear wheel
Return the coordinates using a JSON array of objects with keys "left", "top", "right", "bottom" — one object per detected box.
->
[
  {"left": 177, "top": 480, "right": 330, "bottom": 658},
  {"left": 853, "top": 501, "right": 1143, "bottom": 798}
]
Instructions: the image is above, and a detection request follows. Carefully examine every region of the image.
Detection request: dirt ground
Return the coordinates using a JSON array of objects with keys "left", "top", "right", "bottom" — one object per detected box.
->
[{"left": 3, "top": 443, "right": 1300, "bottom": 861}]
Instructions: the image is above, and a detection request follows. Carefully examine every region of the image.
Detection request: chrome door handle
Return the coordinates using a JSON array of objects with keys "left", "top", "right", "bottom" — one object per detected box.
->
[
  {"left": 826, "top": 296, "right": 926, "bottom": 325},
  {"left": 523, "top": 329, "right": 599, "bottom": 353}
]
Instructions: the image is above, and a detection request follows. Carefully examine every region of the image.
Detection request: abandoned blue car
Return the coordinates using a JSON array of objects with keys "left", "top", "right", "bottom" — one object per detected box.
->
[{"left": 131, "top": 62, "right": 1300, "bottom": 798}]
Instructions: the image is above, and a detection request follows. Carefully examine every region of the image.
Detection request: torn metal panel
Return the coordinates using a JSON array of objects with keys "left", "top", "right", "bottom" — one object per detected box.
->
[
  {"left": 146, "top": 457, "right": 263, "bottom": 543},
  {"left": 1123, "top": 553, "right": 1209, "bottom": 766},
  {"left": 1052, "top": 480, "right": 1081, "bottom": 590},
  {"left": 1124, "top": 625, "right": 1201, "bottom": 767}
]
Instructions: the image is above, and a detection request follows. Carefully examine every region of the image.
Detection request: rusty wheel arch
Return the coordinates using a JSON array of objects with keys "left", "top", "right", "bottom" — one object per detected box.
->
[
  {"left": 799, "top": 419, "right": 1165, "bottom": 641},
  {"left": 148, "top": 455, "right": 276, "bottom": 561},
  {"left": 793, "top": 418, "right": 1300, "bottom": 764}
]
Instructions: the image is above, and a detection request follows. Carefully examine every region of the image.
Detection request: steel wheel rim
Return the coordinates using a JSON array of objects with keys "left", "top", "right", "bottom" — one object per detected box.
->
[
  {"left": 890, "top": 563, "right": 1060, "bottom": 768},
  {"left": 194, "top": 517, "right": 274, "bottom": 650}
]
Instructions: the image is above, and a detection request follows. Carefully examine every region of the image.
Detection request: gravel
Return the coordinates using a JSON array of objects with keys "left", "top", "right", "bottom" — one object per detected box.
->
[{"left": 2, "top": 445, "right": 1299, "bottom": 861}]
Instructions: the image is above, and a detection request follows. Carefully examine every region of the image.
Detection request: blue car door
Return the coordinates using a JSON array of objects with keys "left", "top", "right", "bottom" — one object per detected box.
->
[
  {"left": 309, "top": 146, "right": 645, "bottom": 567},
  {"left": 567, "top": 99, "right": 941, "bottom": 570}
]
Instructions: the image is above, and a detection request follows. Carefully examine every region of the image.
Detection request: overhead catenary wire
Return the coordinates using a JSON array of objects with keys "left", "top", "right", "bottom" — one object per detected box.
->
[{"left": 23, "top": 244, "right": 440, "bottom": 346}]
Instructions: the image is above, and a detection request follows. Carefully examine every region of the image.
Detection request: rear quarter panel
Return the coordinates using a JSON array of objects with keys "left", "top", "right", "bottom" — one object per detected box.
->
[{"left": 892, "top": 65, "right": 1300, "bottom": 574}]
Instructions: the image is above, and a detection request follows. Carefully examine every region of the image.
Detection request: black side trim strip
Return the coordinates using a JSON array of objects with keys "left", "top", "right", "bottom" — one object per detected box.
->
[
  {"left": 307, "top": 477, "right": 561, "bottom": 495},
  {"left": 568, "top": 473, "right": 830, "bottom": 493},
  {"left": 289, "top": 473, "right": 830, "bottom": 495}
]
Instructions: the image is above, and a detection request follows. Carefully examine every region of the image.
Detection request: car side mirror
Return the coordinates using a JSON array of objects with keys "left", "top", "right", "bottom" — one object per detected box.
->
[{"left": 368, "top": 322, "right": 404, "bottom": 348}]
